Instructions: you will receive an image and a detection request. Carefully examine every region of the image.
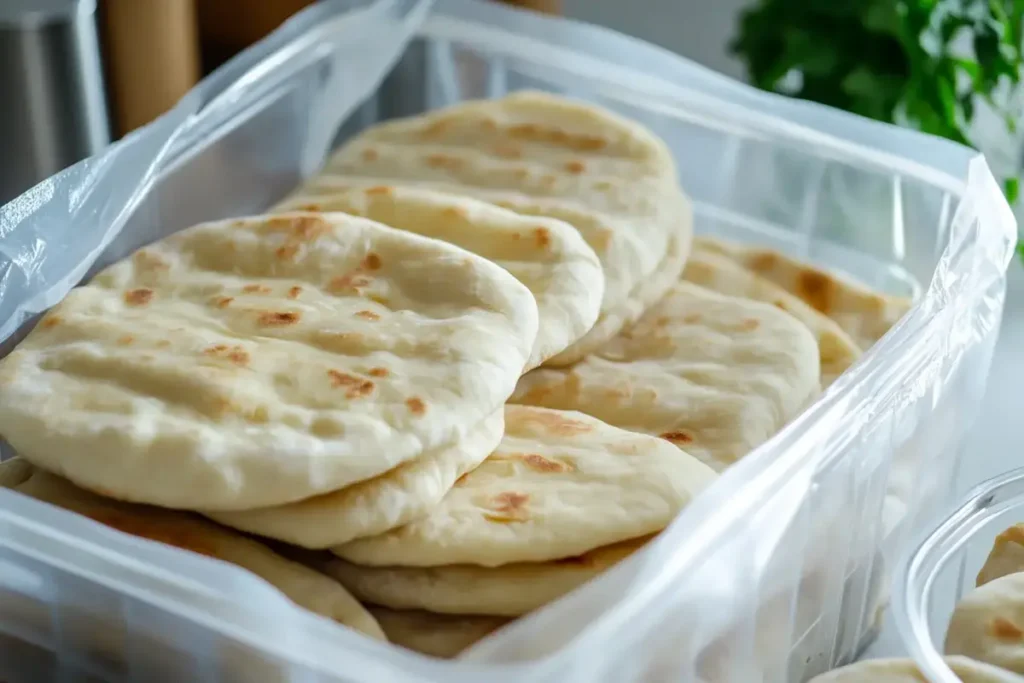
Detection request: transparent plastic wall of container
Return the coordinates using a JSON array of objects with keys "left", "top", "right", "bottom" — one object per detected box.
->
[
  {"left": 0, "top": 0, "right": 1016, "bottom": 682},
  {"left": 896, "top": 468, "right": 1024, "bottom": 683}
]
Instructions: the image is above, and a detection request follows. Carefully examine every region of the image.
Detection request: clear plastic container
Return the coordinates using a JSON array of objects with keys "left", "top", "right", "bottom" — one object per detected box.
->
[
  {"left": 896, "top": 468, "right": 1024, "bottom": 682},
  {"left": 0, "top": 0, "right": 1017, "bottom": 681}
]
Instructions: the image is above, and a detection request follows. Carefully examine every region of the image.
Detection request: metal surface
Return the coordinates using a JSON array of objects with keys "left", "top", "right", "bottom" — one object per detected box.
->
[{"left": 0, "top": 0, "right": 109, "bottom": 203}]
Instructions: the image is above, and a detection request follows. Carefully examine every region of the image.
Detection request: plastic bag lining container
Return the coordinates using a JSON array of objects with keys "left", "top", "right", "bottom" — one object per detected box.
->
[
  {"left": 0, "top": 0, "right": 1015, "bottom": 681},
  {"left": 895, "top": 468, "right": 1024, "bottom": 683}
]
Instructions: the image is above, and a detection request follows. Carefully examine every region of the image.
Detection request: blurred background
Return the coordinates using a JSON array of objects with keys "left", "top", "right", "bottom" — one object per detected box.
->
[{"left": 2, "top": 0, "right": 1022, "bottom": 212}]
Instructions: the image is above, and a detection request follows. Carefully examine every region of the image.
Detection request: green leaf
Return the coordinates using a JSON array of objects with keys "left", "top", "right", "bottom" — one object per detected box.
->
[
  {"left": 1006, "top": 176, "right": 1020, "bottom": 204},
  {"left": 1017, "top": 240, "right": 1024, "bottom": 264}
]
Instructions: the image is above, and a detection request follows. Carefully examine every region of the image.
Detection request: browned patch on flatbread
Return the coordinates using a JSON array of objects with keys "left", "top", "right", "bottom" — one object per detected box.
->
[
  {"left": 738, "top": 318, "right": 760, "bottom": 331},
  {"left": 991, "top": 616, "right": 1024, "bottom": 641},
  {"left": 368, "top": 367, "right": 389, "bottom": 378},
  {"left": 480, "top": 117, "right": 498, "bottom": 131},
  {"left": 443, "top": 206, "right": 467, "bottom": 220},
  {"left": 995, "top": 525, "right": 1024, "bottom": 549},
  {"left": 425, "top": 153, "right": 463, "bottom": 170},
  {"left": 327, "top": 273, "right": 372, "bottom": 294},
  {"left": 117, "top": 335, "right": 134, "bottom": 346},
  {"left": 521, "top": 409, "right": 591, "bottom": 436},
  {"left": 484, "top": 491, "right": 530, "bottom": 522},
  {"left": 287, "top": 286, "right": 302, "bottom": 299},
  {"left": 660, "top": 430, "right": 693, "bottom": 445},
  {"left": 297, "top": 203, "right": 321, "bottom": 212},
  {"left": 534, "top": 227, "right": 551, "bottom": 249},
  {"left": 521, "top": 453, "right": 574, "bottom": 473},
  {"left": 362, "top": 252, "right": 383, "bottom": 271},
  {"left": 405, "top": 397, "right": 426, "bottom": 415},
  {"left": 493, "top": 143, "right": 522, "bottom": 159},
  {"left": 243, "top": 284, "right": 272, "bottom": 294},
  {"left": 268, "top": 216, "right": 331, "bottom": 240},
  {"left": 682, "top": 313, "right": 702, "bottom": 324},
  {"left": 749, "top": 252, "right": 778, "bottom": 272},
  {"left": 564, "top": 160, "right": 586, "bottom": 174},
  {"left": 204, "top": 344, "right": 249, "bottom": 367},
  {"left": 40, "top": 315, "right": 62, "bottom": 329},
  {"left": 369, "top": 294, "right": 390, "bottom": 306},
  {"left": 355, "top": 310, "right": 380, "bottom": 321},
  {"left": 454, "top": 472, "right": 471, "bottom": 487},
  {"left": 361, "top": 148, "right": 379, "bottom": 162},
  {"left": 327, "top": 370, "right": 375, "bottom": 399},
  {"left": 276, "top": 244, "right": 299, "bottom": 261},
  {"left": 133, "top": 250, "right": 170, "bottom": 271},
  {"left": 86, "top": 511, "right": 217, "bottom": 558},
  {"left": 365, "top": 186, "right": 391, "bottom": 196},
  {"left": 507, "top": 124, "right": 608, "bottom": 151},
  {"left": 422, "top": 119, "right": 449, "bottom": 137},
  {"left": 797, "top": 269, "right": 834, "bottom": 313},
  {"left": 211, "top": 296, "right": 234, "bottom": 309},
  {"left": 124, "top": 288, "right": 154, "bottom": 306},
  {"left": 257, "top": 311, "right": 300, "bottom": 327}
]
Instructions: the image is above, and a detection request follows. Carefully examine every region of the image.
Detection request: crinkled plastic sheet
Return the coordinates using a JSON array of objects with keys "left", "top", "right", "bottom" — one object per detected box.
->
[{"left": 0, "top": 1, "right": 1018, "bottom": 681}]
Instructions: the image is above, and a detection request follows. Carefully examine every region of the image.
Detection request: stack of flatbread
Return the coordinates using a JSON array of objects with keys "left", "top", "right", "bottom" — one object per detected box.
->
[{"left": 0, "top": 91, "right": 913, "bottom": 663}]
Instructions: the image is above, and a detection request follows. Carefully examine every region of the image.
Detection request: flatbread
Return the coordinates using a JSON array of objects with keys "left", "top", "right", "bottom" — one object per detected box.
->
[
  {"left": 323, "top": 536, "right": 646, "bottom": 617},
  {"left": 978, "top": 524, "right": 1024, "bottom": 587},
  {"left": 694, "top": 236, "right": 912, "bottom": 350},
  {"left": 512, "top": 282, "right": 821, "bottom": 472},
  {"left": 205, "top": 410, "right": 505, "bottom": 548},
  {"left": 274, "top": 184, "right": 603, "bottom": 370},
  {"left": 946, "top": 571, "right": 1024, "bottom": 674},
  {"left": 314, "top": 90, "right": 692, "bottom": 365},
  {"left": 0, "top": 212, "right": 538, "bottom": 510},
  {"left": 0, "top": 459, "right": 385, "bottom": 641},
  {"left": 333, "top": 405, "right": 715, "bottom": 567},
  {"left": 683, "top": 246, "right": 861, "bottom": 386},
  {"left": 807, "top": 656, "right": 1018, "bottom": 682},
  {"left": 367, "top": 607, "right": 509, "bottom": 658}
]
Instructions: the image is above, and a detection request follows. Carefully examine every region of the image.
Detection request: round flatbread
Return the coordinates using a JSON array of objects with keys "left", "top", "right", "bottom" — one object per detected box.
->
[
  {"left": 683, "top": 246, "right": 861, "bottom": 387},
  {"left": 0, "top": 212, "right": 538, "bottom": 510},
  {"left": 323, "top": 537, "right": 646, "bottom": 617},
  {"left": 333, "top": 405, "right": 714, "bottom": 567},
  {"left": 0, "top": 460, "right": 384, "bottom": 641},
  {"left": 807, "top": 656, "right": 1019, "bottom": 682},
  {"left": 946, "top": 571, "right": 1024, "bottom": 674},
  {"left": 205, "top": 410, "right": 505, "bottom": 548},
  {"left": 312, "top": 90, "right": 692, "bottom": 365},
  {"left": 694, "top": 236, "right": 911, "bottom": 350},
  {"left": 367, "top": 607, "right": 509, "bottom": 658},
  {"left": 978, "top": 524, "right": 1024, "bottom": 587},
  {"left": 512, "top": 282, "right": 821, "bottom": 472},
  {"left": 274, "top": 184, "right": 603, "bottom": 369}
]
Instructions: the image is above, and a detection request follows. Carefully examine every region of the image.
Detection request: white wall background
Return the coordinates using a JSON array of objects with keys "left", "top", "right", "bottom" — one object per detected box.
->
[{"left": 564, "top": 0, "right": 755, "bottom": 81}]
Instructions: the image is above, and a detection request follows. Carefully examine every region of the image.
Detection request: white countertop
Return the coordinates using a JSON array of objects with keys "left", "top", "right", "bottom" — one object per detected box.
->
[{"left": 863, "top": 262, "right": 1024, "bottom": 659}]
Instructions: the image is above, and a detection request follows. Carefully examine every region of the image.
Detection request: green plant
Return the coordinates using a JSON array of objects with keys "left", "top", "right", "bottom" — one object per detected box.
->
[{"left": 732, "top": 1, "right": 1024, "bottom": 204}]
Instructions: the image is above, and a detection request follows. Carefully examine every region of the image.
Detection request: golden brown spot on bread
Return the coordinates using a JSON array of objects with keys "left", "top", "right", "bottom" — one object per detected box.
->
[
  {"left": 405, "top": 397, "right": 426, "bottom": 415},
  {"left": 327, "top": 273, "right": 372, "bottom": 293},
  {"left": 797, "top": 269, "right": 834, "bottom": 313},
  {"left": 204, "top": 344, "right": 250, "bottom": 367},
  {"left": 361, "top": 148, "right": 379, "bottom": 162},
  {"left": 520, "top": 453, "right": 573, "bottom": 473},
  {"left": 369, "top": 294, "right": 390, "bottom": 306},
  {"left": 521, "top": 408, "right": 591, "bottom": 435},
  {"left": 738, "top": 318, "right": 760, "bottom": 331},
  {"left": 682, "top": 313, "right": 702, "bottom": 324},
  {"left": 533, "top": 227, "right": 551, "bottom": 249},
  {"left": 362, "top": 252, "right": 383, "bottom": 270},
  {"left": 564, "top": 160, "right": 586, "bottom": 174},
  {"left": 443, "top": 206, "right": 467, "bottom": 220},
  {"left": 660, "top": 431, "right": 693, "bottom": 444},
  {"left": 493, "top": 143, "right": 522, "bottom": 159},
  {"left": 116, "top": 335, "right": 134, "bottom": 346},
  {"left": 425, "top": 153, "right": 463, "bottom": 170},
  {"left": 507, "top": 124, "right": 607, "bottom": 151},
  {"left": 454, "top": 473, "right": 471, "bottom": 487},
  {"left": 211, "top": 296, "right": 234, "bottom": 309},
  {"left": 368, "top": 367, "right": 389, "bottom": 378},
  {"left": 355, "top": 310, "right": 380, "bottom": 321},
  {"left": 298, "top": 203, "right": 322, "bottom": 212},
  {"left": 365, "top": 186, "right": 391, "bottom": 196},
  {"left": 287, "top": 286, "right": 303, "bottom": 299},
  {"left": 422, "top": 119, "right": 449, "bottom": 136},
  {"left": 86, "top": 511, "right": 217, "bottom": 558},
  {"left": 40, "top": 315, "right": 62, "bottom": 329},
  {"left": 480, "top": 118, "right": 498, "bottom": 131},
  {"left": 276, "top": 244, "right": 299, "bottom": 261},
  {"left": 484, "top": 492, "right": 530, "bottom": 522},
  {"left": 996, "top": 525, "right": 1024, "bottom": 549},
  {"left": 991, "top": 617, "right": 1024, "bottom": 641},
  {"left": 749, "top": 252, "right": 778, "bottom": 272},
  {"left": 243, "top": 284, "right": 272, "bottom": 294},
  {"left": 273, "top": 215, "right": 331, "bottom": 241},
  {"left": 327, "top": 370, "right": 375, "bottom": 399},
  {"left": 257, "top": 311, "right": 300, "bottom": 326},
  {"left": 124, "top": 288, "right": 154, "bottom": 306},
  {"left": 133, "top": 250, "right": 169, "bottom": 271}
]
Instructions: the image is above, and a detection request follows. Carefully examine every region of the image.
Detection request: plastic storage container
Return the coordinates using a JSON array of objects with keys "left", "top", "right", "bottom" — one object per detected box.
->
[
  {"left": 896, "top": 468, "right": 1024, "bottom": 682},
  {"left": 0, "top": 1, "right": 1016, "bottom": 681}
]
